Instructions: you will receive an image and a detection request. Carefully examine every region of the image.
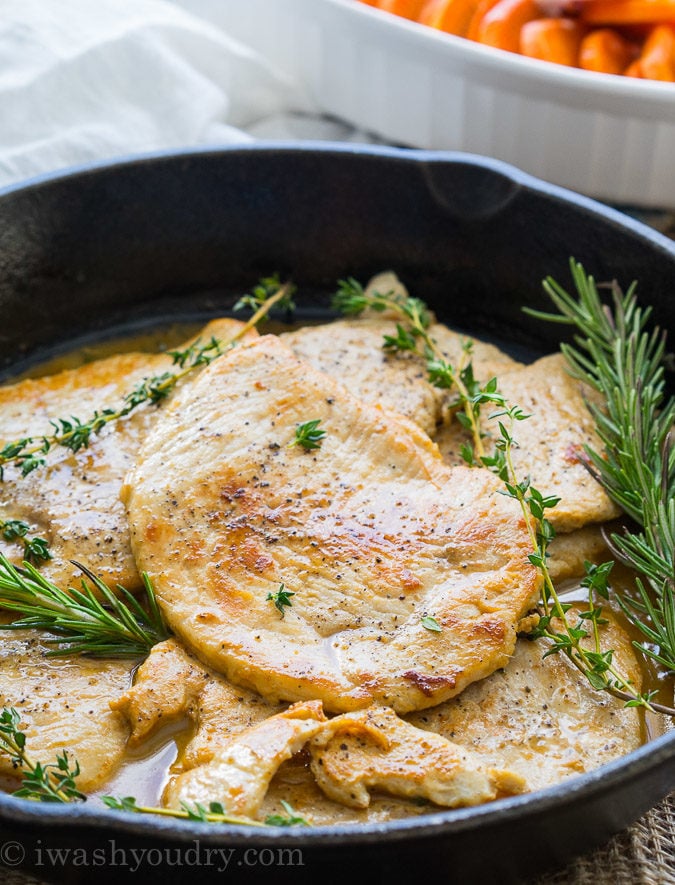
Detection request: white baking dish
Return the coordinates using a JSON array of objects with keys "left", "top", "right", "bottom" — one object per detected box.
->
[{"left": 205, "top": 0, "right": 675, "bottom": 208}]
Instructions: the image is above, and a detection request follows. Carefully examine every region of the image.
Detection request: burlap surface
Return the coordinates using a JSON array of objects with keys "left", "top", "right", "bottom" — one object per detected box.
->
[{"left": 536, "top": 792, "right": 675, "bottom": 885}]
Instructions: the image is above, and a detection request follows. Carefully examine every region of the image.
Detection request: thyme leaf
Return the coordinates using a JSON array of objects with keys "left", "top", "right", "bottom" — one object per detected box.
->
[
  {"left": 233, "top": 274, "right": 296, "bottom": 318},
  {"left": 266, "top": 583, "right": 294, "bottom": 618},
  {"left": 0, "top": 518, "right": 51, "bottom": 564},
  {"left": 288, "top": 419, "right": 326, "bottom": 451},
  {"left": 264, "top": 800, "right": 310, "bottom": 827}
]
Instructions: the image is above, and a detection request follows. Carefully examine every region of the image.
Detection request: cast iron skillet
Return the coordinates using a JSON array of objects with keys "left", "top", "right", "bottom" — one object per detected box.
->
[{"left": 0, "top": 144, "right": 673, "bottom": 884}]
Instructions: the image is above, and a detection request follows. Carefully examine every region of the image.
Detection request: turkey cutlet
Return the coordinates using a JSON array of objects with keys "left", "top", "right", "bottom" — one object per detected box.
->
[{"left": 124, "top": 335, "right": 540, "bottom": 714}]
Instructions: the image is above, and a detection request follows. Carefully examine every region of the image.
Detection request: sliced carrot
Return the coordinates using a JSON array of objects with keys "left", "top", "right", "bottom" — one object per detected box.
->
[
  {"left": 466, "top": 0, "right": 503, "bottom": 40},
  {"left": 580, "top": 0, "right": 675, "bottom": 25},
  {"left": 377, "top": 0, "right": 429, "bottom": 18},
  {"left": 624, "top": 57, "right": 645, "bottom": 73},
  {"left": 637, "top": 23, "right": 675, "bottom": 78},
  {"left": 418, "top": 0, "right": 444, "bottom": 21},
  {"left": 420, "top": 0, "right": 482, "bottom": 35},
  {"left": 578, "top": 27, "right": 640, "bottom": 71},
  {"left": 475, "top": 0, "right": 544, "bottom": 52},
  {"left": 520, "top": 17, "right": 584, "bottom": 64}
]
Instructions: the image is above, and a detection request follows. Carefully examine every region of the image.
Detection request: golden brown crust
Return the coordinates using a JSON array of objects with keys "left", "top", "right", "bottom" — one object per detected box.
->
[
  {"left": 309, "top": 706, "right": 525, "bottom": 809},
  {"left": 163, "top": 700, "right": 328, "bottom": 817},
  {"left": 407, "top": 611, "right": 643, "bottom": 792}
]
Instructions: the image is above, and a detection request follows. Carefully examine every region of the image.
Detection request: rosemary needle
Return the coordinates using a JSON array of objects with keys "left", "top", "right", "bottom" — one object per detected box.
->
[{"left": 0, "top": 555, "right": 169, "bottom": 657}]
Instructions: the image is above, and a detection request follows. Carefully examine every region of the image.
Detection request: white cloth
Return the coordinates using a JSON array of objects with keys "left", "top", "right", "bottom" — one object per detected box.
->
[{"left": 0, "top": 0, "right": 363, "bottom": 189}]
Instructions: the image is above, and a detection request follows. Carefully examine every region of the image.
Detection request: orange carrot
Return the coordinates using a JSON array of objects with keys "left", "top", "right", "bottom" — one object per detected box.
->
[
  {"left": 475, "top": 0, "right": 544, "bottom": 51},
  {"left": 377, "top": 0, "right": 429, "bottom": 18},
  {"left": 467, "top": 0, "right": 503, "bottom": 39},
  {"left": 419, "top": 0, "right": 448, "bottom": 22},
  {"left": 421, "top": 0, "right": 481, "bottom": 35},
  {"left": 637, "top": 23, "right": 675, "bottom": 78},
  {"left": 520, "top": 17, "right": 584, "bottom": 64},
  {"left": 624, "top": 58, "right": 645, "bottom": 73},
  {"left": 580, "top": 0, "right": 675, "bottom": 25},
  {"left": 579, "top": 27, "right": 640, "bottom": 72}
]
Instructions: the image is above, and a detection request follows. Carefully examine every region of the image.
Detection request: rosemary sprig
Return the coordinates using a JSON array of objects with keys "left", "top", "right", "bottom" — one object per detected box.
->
[
  {"left": 528, "top": 261, "right": 675, "bottom": 671},
  {"left": 101, "top": 795, "right": 266, "bottom": 827},
  {"left": 266, "top": 583, "right": 294, "bottom": 618},
  {"left": 0, "top": 707, "right": 85, "bottom": 803},
  {"left": 0, "top": 555, "right": 169, "bottom": 657},
  {"left": 0, "top": 518, "right": 51, "bottom": 564},
  {"left": 0, "top": 281, "right": 293, "bottom": 480},
  {"left": 288, "top": 419, "right": 326, "bottom": 450},
  {"left": 333, "top": 278, "right": 492, "bottom": 459}
]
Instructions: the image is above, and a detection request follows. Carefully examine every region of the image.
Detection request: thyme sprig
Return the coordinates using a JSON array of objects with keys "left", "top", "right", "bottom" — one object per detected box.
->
[
  {"left": 0, "top": 518, "right": 51, "bottom": 564},
  {"left": 101, "top": 795, "right": 266, "bottom": 827},
  {"left": 528, "top": 261, "right": 675, "bottom": 671},
  {"left": 492, "top": 412, "right": 668, "bottom": 713},
  {"left": 333, "top": 278, "right": 492, "bottom": 459},
  {"left": 234, "top": 274, "right": 296, "bottom": 318},
  {"left": 0, "top": 555, "right": 169, "bottom": 657},
  {"left": 337, "top": 275, "right": 672, "bottom": 713},
  {"left": 0, "top": 281, "right": 293, "bottom": 480},
  {"left": 2, "top": 710, "right": 311, "bottom": 820},
  {"left": 102, "top": 795, "right": 308, "bottom": 827},
  {"left": 0, "top": 707, "right": 85, "bottom": 803}
]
